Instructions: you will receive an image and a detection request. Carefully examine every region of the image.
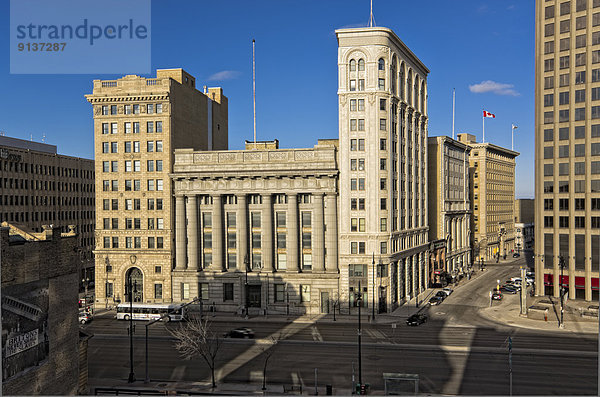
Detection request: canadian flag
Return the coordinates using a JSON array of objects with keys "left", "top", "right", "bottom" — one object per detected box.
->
[{"left": 483, "top": 110, "right": 495, "bottom": 118}]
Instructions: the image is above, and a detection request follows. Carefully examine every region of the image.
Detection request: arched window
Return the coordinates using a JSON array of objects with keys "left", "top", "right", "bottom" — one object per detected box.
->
[
  {"left": 421, "top": 81, "right": 425, "bottom": 113},
  {"left": 378, "top": 58, "right": 385, "bottom": 71},
  {"left": 407, "top": 70, "right": 412, "bottom": 105},
  {"left": 358, "top": 59, "right": 365, "bottom": 71},
  {"left": 350, "top": 59, "right": 356, "bottom": 72},
  {"left": 414, "top": 76, "right": 419, "bottom": 109},
  {"left": 399, "top": 64, "right": 405, "bottom": 100}
]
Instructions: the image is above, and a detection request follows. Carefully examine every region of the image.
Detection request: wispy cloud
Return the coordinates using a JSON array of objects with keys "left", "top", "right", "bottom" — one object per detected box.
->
[
  {"left": 507, "top": 4, "right": 516, "bottom": 10},
  {"left": 469, "top": 80, "right": 520, "bottom": 96},
  {"left": 207, "top": 70, "right": 241, "bottom": 81},
  {"left": 477, "top": 4, "right": 489, "bottom": 13}
]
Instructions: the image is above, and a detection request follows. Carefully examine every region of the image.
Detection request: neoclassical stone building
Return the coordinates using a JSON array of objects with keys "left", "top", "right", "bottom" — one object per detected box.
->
[{"left": 171, "top": 140, "right": 340, "bottom": 315}]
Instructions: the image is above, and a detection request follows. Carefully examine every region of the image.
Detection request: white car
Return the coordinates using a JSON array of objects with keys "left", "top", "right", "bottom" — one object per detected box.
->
[{"left": 441, "top": 287, "right": 453, "bottom": 297}]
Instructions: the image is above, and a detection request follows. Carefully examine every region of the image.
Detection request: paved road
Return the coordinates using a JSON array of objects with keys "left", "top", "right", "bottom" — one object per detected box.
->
[{"left": 86, "top": 262, "right": 598, "bottom": 395}]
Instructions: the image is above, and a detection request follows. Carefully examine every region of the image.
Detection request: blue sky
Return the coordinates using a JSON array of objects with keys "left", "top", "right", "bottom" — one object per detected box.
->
[{"left": 0, "top": 0, "right": 534, "bottom": 198}]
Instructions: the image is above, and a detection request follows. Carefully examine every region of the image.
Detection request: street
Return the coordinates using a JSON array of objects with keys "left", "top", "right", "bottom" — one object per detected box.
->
[{"left": 85, "top": 261, "right": 598, "bottom": 395}]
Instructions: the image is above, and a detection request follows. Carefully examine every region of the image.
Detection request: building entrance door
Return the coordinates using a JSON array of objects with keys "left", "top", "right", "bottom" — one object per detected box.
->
[
  {"left": 125, "top": 267, "right": 143, "bottom": 302},
  {"left": 320, "top": 292, "right": 330, "bottom": 314},
  {"left": 248, "top": 285, "right": 262, "bottom": 308},
  {"left": 379, "top": 287, "right": 387, "bottom": 313}
]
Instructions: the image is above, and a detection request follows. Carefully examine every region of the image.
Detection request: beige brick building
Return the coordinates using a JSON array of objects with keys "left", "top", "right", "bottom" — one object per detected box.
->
[
  {"left": 427, "top": 136, "right": 471, "bottom": 283},
  {"left": 171, "top": 140, "right": 340, "bottom": 314},
  {"left": 336, "top": 27, "right": 430, "bottom": 312},
  {"left": 458, "top": 133, "right": 519, "bottom": 262},
  {"left": 86, "top": 69, "right": 227, "bottom": 306},
  {"left": 535, "top": 0, "right": 600, "bottom": 301},
  {"left": 0, "top": 136, "right": 95, "bottom": 283}
]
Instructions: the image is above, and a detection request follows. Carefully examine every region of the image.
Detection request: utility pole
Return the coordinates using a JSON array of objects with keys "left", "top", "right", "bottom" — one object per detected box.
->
[
  {"left": 508, "top": 336, "right": 513, "bottom": 396},
  {"left": 357, "top": 281, "right": 363, "bottom": 388},
  {"left": 372, "top": 253, "right": 375, "bottom": 321},
  {"left": 127, "top": 277, "right": 136, "bottom": 383}
]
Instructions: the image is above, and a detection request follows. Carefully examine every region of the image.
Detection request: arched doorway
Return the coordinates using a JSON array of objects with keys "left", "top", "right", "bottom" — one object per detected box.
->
[{"left": 125, "top": 267, "right": 143, "bottom": 302}]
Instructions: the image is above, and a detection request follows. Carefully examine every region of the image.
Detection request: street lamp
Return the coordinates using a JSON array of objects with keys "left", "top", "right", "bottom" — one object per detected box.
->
[
  {"left": 558, "top": 256, "right": 566, "bottom": 328},
  {"left": 372, "top": 253, "right": 375, "bottom": 321},
  {"left": 244, "top": 254, "right": 249, "bottom": 319},
  {"left": 356, "top": 281, "right": 363, "bottom": 389},
  {"left": 126, "top": 274, "right": 137, "bottom": 383}
]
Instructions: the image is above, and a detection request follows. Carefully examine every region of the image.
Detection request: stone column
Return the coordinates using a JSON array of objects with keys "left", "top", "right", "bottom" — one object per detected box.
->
[
  {"left": 186, "top": 195, "right": 198, "bottom": 271},
  {"left": 213, "top": 195, "right": 224, "bottom": 271},
  {"left": 287, "top": 193, "right": 300, "bottom": 272},
  {"left": 175, "top": 195, "right": 187, "bottom": 270},
  {"left": 263, "top": 194, "right": 274, "bottom": 272},
  {"left": 313, "top": 193, "right": 325, "bottom": 272},
  {"left": 237, "top": 194, "right": 248, "bottom": 270},
  {"left": 325, "top": 193, "right": 338, "bottom": 272}
]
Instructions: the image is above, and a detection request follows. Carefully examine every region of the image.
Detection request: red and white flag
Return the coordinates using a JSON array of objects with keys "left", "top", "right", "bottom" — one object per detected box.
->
[{"left": 483, "top": 110, "right": 495, "bottom": 118}]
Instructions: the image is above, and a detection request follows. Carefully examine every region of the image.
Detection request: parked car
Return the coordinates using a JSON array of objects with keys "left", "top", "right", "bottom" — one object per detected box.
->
[
  {"left": 429, "top": 296, "right": 443, "bottom": 306},
  {"left": 513, "top": 253, "right": 520, "bottom": 258},
  {"left": 441, "top": 287, "right": 454, "bottom": 297},
  {"left": 492, "top": 291, "right": 503, "bottom": 300},
  {"left": 435, "top": 291, "right": 447, "bottom": 299},
  {"left": 224, "top": 327, "right": 255, "bottom": 339},
  {"left": 406, "top": 313, "right": 428, "bottom": 326},
  {"left": 79, "top": 311, "right": 93, "bottom": 324}
]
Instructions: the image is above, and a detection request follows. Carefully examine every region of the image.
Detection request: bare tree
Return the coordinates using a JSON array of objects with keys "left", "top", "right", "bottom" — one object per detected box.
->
[
  {"left": 259, "top": 332, "right": 287, "bottom": 391},
  {"left": 169, "top": 317, "right": 222, "bottom": 388}
]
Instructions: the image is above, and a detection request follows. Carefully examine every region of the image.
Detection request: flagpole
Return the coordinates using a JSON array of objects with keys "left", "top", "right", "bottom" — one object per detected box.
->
[
  {"left": 482, "top": 111, "right": 485, "bottom": 143},
  {"left": 511, "top": 125, "right": 514, "bottom": 151},
  {"left": 452, "top": 88, "right": 455, "bottom": 140}
]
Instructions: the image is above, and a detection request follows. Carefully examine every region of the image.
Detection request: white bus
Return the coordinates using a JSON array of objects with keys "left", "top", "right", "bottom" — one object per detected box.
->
[{"left": 116, "top": 303, "right": 186, "bottom": 321}]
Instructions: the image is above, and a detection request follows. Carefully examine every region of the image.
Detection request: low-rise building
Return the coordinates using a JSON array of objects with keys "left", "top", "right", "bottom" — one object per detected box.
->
[
  {"left": 1, "top": 223, "right": 83, "bottom": 395},
  {"left": 0, "top": 135, "right": 95, "bottom": 288}
]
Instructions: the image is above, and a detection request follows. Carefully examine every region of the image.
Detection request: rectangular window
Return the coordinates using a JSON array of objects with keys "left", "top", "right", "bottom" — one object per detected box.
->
[
  {"left": 544, "top": 129, "right": 554, "bottom": 141},
  {"left": 147, "top": 121, "right": 154, "bottom": 133},
  {"left": 379, "top": 119, "right": 386, "bottom": 131},
  {"left": 576, "top": 15, "right": 586, "bottom": 29},
  {"left": 300, "top": 285, "right": 311, "bottom": 302},
  {"left": 544, "top": 93, "right": 554, "bottom": 107},
  {"left": 147, "top": 141, "right": 154, "bottom": 152},
  {"left": 559, "top": 163, "right": 569, "bottom": 175},
  {"left": 358, "top": 139, "right": 364, "bottom": 151},
  {"left": 544, "top": 58, "right": 554, "bottom": 72},
  {"left": 559, "top": 109, "right": 569, "bottom": 122},
  {"left": 358, "top": 79, "right": 365, "bottom": 91},
  {"left": 544, "top": 146, "right": 554, "bottom": 159},
  {"left": 575, "top": 107, "right": 586, "bottom": 121},
  {"left": 576, "top": 71, "right": 586, "bottom": 84},
  {"left": 560, "top": 19, "right": 570, "bottom": 33},
  {"left": 125, "top": 122, "right": 131, "bottom": 134},
  {"left": 576, "top": 34, "right": 586, "bottom": 48},
  {"left": 545, "top": 23, "right": 554, "bottom": 37},
  {"left": 545, "top": 76, "right": 554, "bottom": 89},
  {"left": 545, "top": 41, "right": 555, "bottom": 54},
  {"left": 544, "top": 111, "right": 554, "bottom": 124},
  {"left": 575, "top": 53, "right": 586, "bottom": 66},
  {"left": 223, "top": 283, "right": 234, "bottom": 301},
  {"left": 560, "top": 37, "right": 570, "bottom": 51},
  {"left": 560, "top": 73, "right": 570, "bottom": 87},
  {"left": 575, "top": 144, "right": 586, "bottom": 156},
  {"left": 350, "top": 80, "right": 356, "bottom": 91},
  {"left": 575, "top": 126, "right": 585, "bottom": 139},
  {"left": 380, "top": 218, "right": 387, "bottom": 232},
  {"left": 350, "top": 99, "right": 357, "bottom": 111},
  {"left": 358, "top": 99, "right": 364, "bottom": 111},
  {"left": 575, "top": 89, "right": 586, "bottom": 103}
]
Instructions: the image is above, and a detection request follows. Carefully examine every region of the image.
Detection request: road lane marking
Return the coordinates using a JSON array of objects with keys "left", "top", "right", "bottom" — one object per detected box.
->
[{"left": 365, "top": 328, "right": 388, "bottom": 343}]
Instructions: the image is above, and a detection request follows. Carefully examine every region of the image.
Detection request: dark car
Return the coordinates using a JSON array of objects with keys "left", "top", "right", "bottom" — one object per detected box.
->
[
  {"left": 406, "top": 313, "right": 428, "bottom": 326},
  {"left": 513, "top": 253, "right": 520, "bottom": 258},
  {"left": 492, "top": 291, "right": 503, "bottom": 300},
  {"left": 500, "top": 285, "right": 519, "bottom": 294},
  {"left": 429, "top": 296, "right": 443, "bottom": 306},
  {"left": 224, "top": 327, "right": 255, "bottom": 339},
  {"left": 435, "top": 291, "right": 447, "bottom": 299}
]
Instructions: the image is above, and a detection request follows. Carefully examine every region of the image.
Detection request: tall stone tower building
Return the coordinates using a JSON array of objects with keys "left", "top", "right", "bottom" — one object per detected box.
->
[
  {"left": 336, "top": 27, "right": 430, "bottom": 312},
  {"left": 535, "top": 0, "right": 600, "bottom": 301},
  {"left": 86, "top": 69, "right": 228, "bottom": 306}
]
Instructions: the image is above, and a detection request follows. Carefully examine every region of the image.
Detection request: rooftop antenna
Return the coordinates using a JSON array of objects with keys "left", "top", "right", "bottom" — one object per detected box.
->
[
  {"left": 368, "top": 0, "right": 376, "bottom": 27},
  {"left": 252, "top": 39, "right": 257, "bottom": 148},
  {"left": 30, "top": 134, "right": 33, "bottom": 141},
  {"left": 42, "top": 133, "right": 46, "bottom": 143}
]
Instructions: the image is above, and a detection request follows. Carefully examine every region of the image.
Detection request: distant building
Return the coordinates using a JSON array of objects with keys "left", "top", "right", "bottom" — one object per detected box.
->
[
  {"left": 535, "top": 0, "right": 600, "bottom": 301},
  {"left": 515, "top": 199, "right": 534, "bottom": 224},
  {"left": 1, "top": 224, "right": 84, "bottom": 395},
  {"left": 0, "top": 135, "right": 95, "bottom": 286},
  {"left": 86, "top": 69, "right": 228, "bottom": 306},
  {"left": 427, "top": 136, "right": 471, "bottom": 284},
  {"left": 515, "top": 198, "right": 534, "bottom": 253},
  {"left": 458, "top": 133, "right": 519, "bottom": 261}
]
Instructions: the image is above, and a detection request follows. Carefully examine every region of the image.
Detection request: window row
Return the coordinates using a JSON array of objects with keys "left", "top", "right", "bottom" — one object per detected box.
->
[
  {"left": 543, "top": 215, "right": 600, "bottom": 228},
  {"left": 101, "top": 103, "right": 163, "bottom": 116},
  {"left": 102, "top": 160, "right": 163, "bottom": 173},
  {"left": 543, "top": 179, "right": 600, "bottom": 193},
  {"left": 544, "top": 125, "right": 600, "bottom": 141},
  {"left": 102, "top": 198, "right": 163, "bottom": 211},
  {"left": 102, "top": 217, "right": 164, "bottom": 230},
  {"left": 101, "top": 140, "right": 163, "bottom": 153},
  {"left": 103, "top": 236, "right": 164, "bottom": 249},
  {"left": 544, "top": 69, "right": 600, "bottom": 89},
  {"left": 544, "top": 87, "right": 600, "bottom": 106},
  {"left": 101, "top": 121, "right": 163, "bottom": 134},
  {"left": 101, "top": 179, "right": 164, "bottom": 191},
  {"left": 0, "top": 162, "right": 93, "bottom": 179},
  {"left": 544, "top": 197, "right": 600, "bottom": 210},
  {"left": 543, "top": 106, "right": 600, "bottom": 123},
  {"left": 543, "top": 143, "right": 600, "bottom": 158}
]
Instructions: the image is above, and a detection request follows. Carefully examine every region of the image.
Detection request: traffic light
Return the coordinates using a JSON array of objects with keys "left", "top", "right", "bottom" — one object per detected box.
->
[{"left": 356, "top": 383, "right": 370, "bottom": 395}]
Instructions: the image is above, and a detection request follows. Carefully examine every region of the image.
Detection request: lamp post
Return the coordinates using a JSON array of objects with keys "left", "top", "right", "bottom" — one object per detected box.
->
[
  {"left": 127, "top": 274, "right": 137, "bottom": 383},
  {"left": 372, "top": 253, "right": 375, "bottom": 320},
  {"left": 356, "top": 281, "right": 363, "bottom": 389},
  {"left": 559, "top": 256, "right": 566, "bottom": 328},
  {"left": 244, "top": 254, "right": 249, "bottom": 319}
]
